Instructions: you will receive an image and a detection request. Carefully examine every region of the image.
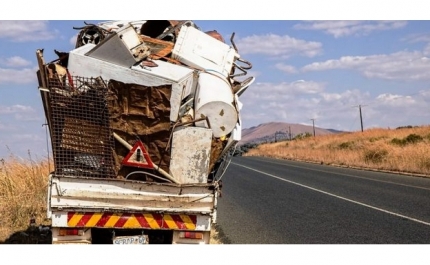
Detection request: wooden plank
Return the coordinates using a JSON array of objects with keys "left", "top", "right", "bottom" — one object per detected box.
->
[{"left": 138, "top": 35, "right": 174, "bottom": 59}]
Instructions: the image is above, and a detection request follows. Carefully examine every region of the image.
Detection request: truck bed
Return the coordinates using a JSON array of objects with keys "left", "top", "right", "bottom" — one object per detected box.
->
[{"left": 48, "top": 175, "right": 217, "bottom": 231}]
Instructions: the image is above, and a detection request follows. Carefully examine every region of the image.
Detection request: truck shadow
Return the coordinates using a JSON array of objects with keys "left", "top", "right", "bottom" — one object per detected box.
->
[{"left": 0, "top": 226, "right": 51, "bottom": 244}]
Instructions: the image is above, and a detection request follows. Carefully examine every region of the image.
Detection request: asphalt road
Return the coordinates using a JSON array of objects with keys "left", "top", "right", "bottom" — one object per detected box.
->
[{"left": 215, "top": 156, "right": 430, "bottom": 244}]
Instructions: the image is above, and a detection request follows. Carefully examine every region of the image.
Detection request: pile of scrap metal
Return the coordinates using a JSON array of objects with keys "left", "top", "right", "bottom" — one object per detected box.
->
[{"left": 36, "top": 20, "right": 254, "bottom": 185}]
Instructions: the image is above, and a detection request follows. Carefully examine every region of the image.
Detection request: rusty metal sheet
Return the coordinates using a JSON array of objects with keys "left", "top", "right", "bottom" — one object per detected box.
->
[
  {"left": 107, "top": 80, "right": 172, "bottom": 179},
  {"left": 60, "top": 117, "right": 109, "bottom": 154},
  {"left": 139, "top": 35, "right": 174, "bottom": 59}
]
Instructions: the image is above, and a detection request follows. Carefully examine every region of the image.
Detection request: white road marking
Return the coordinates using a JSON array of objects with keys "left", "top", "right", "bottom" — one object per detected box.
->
[
  {"left": 233, "top": 162, "right": 430, "bottom": 227},
  {"left": 249, "top": 158, "right": 430, "bottom": 191}
]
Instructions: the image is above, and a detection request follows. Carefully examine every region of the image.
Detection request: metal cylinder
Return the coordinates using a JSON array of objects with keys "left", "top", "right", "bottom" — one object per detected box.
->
[{"left": 194, "top": 72, "right": 238, "bottom": 138}]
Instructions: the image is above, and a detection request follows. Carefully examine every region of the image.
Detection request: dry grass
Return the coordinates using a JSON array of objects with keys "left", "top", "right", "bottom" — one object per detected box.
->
[
  {"left": 245, "top": 126, "right": 430, "bottom": 176},
  {"left": 0, "top": 152, "right": 51, "bottom": 242},
  {"left": 210, "top": 227, "right": 222, "bottom": 244}
]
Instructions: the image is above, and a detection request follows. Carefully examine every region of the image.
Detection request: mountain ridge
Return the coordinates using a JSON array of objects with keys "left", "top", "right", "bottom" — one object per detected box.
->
[{"left": 239, "top": 122, "right": 346, "bottom": 145}]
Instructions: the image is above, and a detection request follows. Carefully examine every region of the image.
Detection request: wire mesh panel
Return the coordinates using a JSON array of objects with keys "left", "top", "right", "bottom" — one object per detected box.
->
[{"left": 47, "top": 75, "right": 116, "bottom": 178}]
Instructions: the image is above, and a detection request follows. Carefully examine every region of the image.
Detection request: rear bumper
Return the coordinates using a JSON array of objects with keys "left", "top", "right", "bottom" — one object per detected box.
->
[{"left": 51, "top": 211, "right": 211, "bottom": 231}]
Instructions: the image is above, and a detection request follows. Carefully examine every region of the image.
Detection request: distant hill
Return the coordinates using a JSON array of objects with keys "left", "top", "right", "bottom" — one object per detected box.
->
[
  {"left": 326, "top": 128, "right": 346, "bottom": 134},
  {"left": 239, "top": 122, "right": 344, "bottom": 145}
]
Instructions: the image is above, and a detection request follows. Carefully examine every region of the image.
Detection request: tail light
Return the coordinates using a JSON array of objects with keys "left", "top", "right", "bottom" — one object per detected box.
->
[
  {"left": 58, "top": 228, "right": 84, "bottom": 236},
  {"left": 178, "top": 232, "right": 204, "bottom": 239}
]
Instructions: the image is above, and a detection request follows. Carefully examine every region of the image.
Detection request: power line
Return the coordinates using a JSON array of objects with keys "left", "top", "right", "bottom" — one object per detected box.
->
[{"left": 348, "top": 113, "right": 359, "bottom": 132}]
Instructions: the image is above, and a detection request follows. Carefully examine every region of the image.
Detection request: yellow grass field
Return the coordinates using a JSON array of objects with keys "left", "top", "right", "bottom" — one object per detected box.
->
[
  {"left": 0, "top": 153, "right": 51, "bottom": 242},
  {"left": 245, "top": 126, "right": 430, "bottom": 177}
]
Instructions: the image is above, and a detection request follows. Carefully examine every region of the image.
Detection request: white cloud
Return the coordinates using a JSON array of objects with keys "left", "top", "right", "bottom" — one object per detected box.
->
[
  {"left": 246, "top": 80, "right": 325, "bottom": 103},
  {"left": 309, "top": 89, "right": 371, "bottom": 119},
  {"left": 402, "top": 33, "right": 430, "bottom": 43},
  {"left": 0, "top": 21, "right": 58, "bottom": 42},
  {"left": 0, "top": 67, "right": 37, "bottom": 84},
  {"left": 233, "top": 70, "right": 261, "bottom": 83},
  {"left": 0, "top": 104, "right": 42, "bottom": 123},
  {"left": 362, "top": 91, "right": 430, "bottom": 129},
  {"left": 424, "top": 44, "right": 430, "bottom": 56},
  {"left": 0, "top": 132, "right": 48, "bottom": 159},
  {"left": 302, "top": 50, "right": 430, "bottom": 81},
  {"left": 238, "top": 79, "right": 430, "bottom": 132},
  {"left": 239, "top": 80, "right": 331, "bottom": 127},
  {"left": 0, "top": 121, "right": 18, "bottom": 131},
  {"left": 0, "top": 56, "right": 31, "bottom": 67},
  {"left": 0, "top": 104, "right": 35, "bottom": 114},
  {"left": 320, "top": 93, "right": 341, "bottom": 101},
  {"left": 376, "top": 93, "right": 416, "bottom": 106},
  {"left": 290, "top": 80, "right": 324, "bottom": 94},
  {"left": 10, "top": 133, "right": 44, "bottom": 141},
  {"left": 70, "top": 34, "right": 78, "bottom": 46},
  {"left": 236, "top": 34, "right": 323, "bottom": 58},
  {"left": 0, "top": 109, "right": 47, "bottom": 157},
  {"left": 14, "top": 113, "right": 42, "bottom": 122},
  {"left": 294, "top": 21, "right": 407, "bottom": 38},
  {"left": 275, "top": 63, "right": 298, "bottom": 74},
  {"left": 418, "top": 89, "right": 430, "bottom": 98}
]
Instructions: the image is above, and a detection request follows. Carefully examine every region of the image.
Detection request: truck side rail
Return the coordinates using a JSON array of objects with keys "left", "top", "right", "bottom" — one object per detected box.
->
[{"left": 49, "top": 175, "right": 217, "bottom": 215}]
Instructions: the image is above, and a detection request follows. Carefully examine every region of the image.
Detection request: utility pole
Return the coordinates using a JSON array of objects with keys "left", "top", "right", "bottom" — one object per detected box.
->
[
  {"left": 359, "top": 105, "right": 364, "bottom": 132},
  {"left": 353, "top": 105, "right": 367, "bottom": 132},
  {"left": 310, "top": 119, "right": 316, "bottom": 137},
  {"left": 288, "top": 126, "right": 292, "bottom": 141}
]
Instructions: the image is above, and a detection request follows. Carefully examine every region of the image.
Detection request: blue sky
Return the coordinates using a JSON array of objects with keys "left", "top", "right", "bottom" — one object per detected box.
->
[{"left": 1, "top": 1, "right": 430, "bottom": 159}]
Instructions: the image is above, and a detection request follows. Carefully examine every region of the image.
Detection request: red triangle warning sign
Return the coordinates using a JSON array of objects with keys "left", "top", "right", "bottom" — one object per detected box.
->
[{"left": 122, "top": 141, "right": 154, "bottom": 169}]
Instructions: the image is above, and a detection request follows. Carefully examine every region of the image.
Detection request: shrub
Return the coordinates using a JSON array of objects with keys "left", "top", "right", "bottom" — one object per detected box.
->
[
  {"left": 364, "top": 149, "right": 388, "bottom": 164},
  {"left": 390, "top": 138, "right": 406, "bottom": 146},
  {"left": 338, "top": 141, "right": 354, "bottom": 150},
  {"left": 369, "top": 136, "right": 387, "bottom": 143},
  {"left": 294, "top": 132, "right": 312, "bottom": 140},
  {"left": 240, "top": 143, "right": 260, "bottom": 154},
  {"left": 396, "top": 125, "right": 414, "bottom": 130},
  {"left": 405, "top": 134, "right": 423, "bottom": 144},
  {"left": 390, "top": 134, "right": 423, "bottom": 146}
]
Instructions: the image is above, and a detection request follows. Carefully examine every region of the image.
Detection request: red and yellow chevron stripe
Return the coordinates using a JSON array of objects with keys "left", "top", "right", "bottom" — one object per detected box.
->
[{"left": 67, "top": 212, "right": 197, "bottom": 230}]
